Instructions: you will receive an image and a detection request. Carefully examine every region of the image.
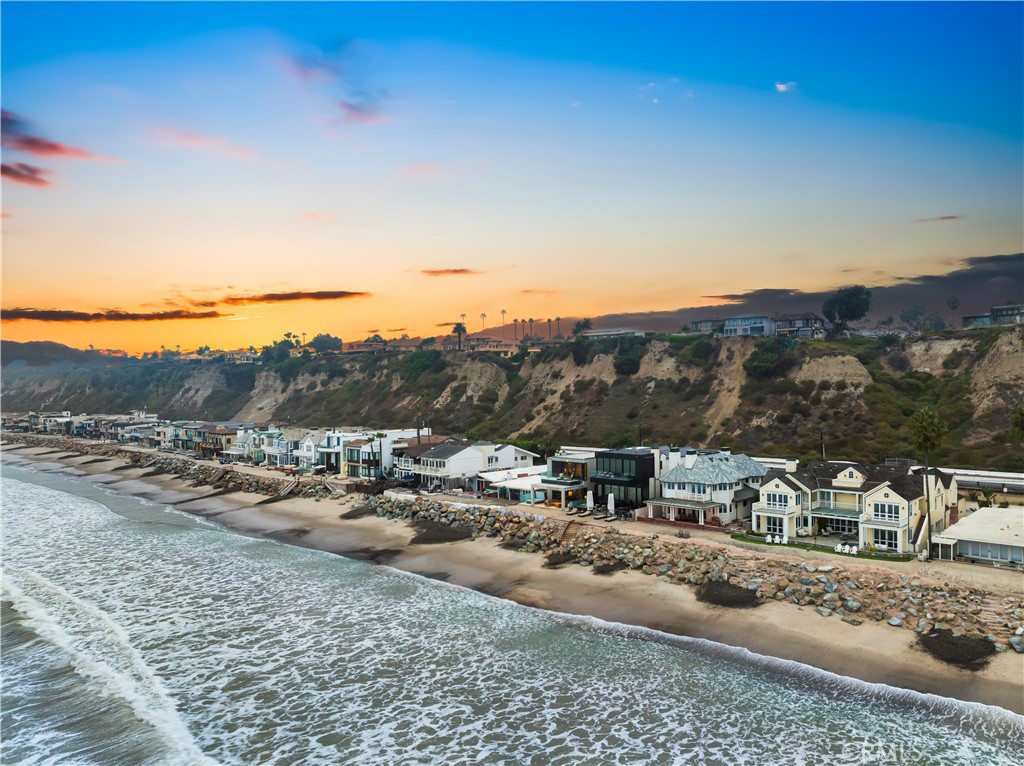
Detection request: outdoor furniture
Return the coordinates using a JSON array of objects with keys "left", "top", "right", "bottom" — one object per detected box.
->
[
  {"left": 834, "top": 544, "right": 843, "bottom": 553},
  {"left": 773, "top": 535, "right": 782, "bottom": 544},
  {"left": 842, "top": 545, "right": 851, "bottom": 554},
  {"left": 781, "top": 535, "right": 789, "bottom": 545},
  {"left": 851, "top": 546, "right": 859, "bottom": 555},
  {"left": 765, "top": 535, "right": 772, "bottom": 544}
]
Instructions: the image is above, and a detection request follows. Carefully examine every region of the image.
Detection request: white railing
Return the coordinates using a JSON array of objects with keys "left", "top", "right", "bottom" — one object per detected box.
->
[
  {"left": 752, "top": 501, "right": 799, "bottom": 516},
  {"left": 860, "top": 513, "right": 902, "bottom": 528}
]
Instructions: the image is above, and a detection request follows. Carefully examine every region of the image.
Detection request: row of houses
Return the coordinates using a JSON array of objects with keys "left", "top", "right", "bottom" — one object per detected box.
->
[
  {"left": 10, "top": 408, "right": 1019, "bottom": 564},
  {"left": 962, "top": 303, "right": 1022, "bottom": 329}
]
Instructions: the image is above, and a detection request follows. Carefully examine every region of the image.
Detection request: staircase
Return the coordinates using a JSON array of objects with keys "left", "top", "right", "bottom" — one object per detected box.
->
[
  {"left": 278, "top": 479, "right": 298, "bottom": 497},
  {"left": 559, "top": 520, "right": 585, "bottom": 543}
]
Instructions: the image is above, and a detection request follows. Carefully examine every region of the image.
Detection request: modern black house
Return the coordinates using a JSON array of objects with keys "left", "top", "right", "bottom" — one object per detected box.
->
[{"left": 590, "top": 447, "right": 656, "bottom": 508}]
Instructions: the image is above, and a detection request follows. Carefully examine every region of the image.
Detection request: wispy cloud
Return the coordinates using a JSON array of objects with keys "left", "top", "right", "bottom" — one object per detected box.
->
[
  {"left": 337, "top": 100, "right": 392, "bottom": 125},
  {"left": 1, "top": 163, "right": 51, "bottom": 187},
  {"left": 2, "top": 111, "right": 115, "bottom": 161},
  {"left": 151, "top": 126, "right": 257, "bottom": 161},
  {"left": 915, "top": 214, "right": 965, "bottom": 223},
  {"left": 219, "top": 289, "right": 370, "bottom": 305},
  {"left": 774, "top": 81, "right": 797, "bottom": 93},
  {"left": 387, "top": 327, "right": 406, "bottom": 332},
  {"left": 435, "top": 321, "right": 456, "bottom": 327},
  {"left": 2, "top": 307, "right": 224, "bottom": 322},
  {"left": 521, "top": 288, "right": 556, "bottom": 296},
  {"left": 421, "top": 268, "right": 482, "bottom": 277}
]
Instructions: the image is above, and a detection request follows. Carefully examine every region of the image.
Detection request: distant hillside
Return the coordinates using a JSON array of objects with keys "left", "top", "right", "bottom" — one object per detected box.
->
[
  {"left": 2, "top": 327, "right": 1022, "bottom": 470},
  {"left": 1, "top": 340, "right": 101, "bottom": 367}
]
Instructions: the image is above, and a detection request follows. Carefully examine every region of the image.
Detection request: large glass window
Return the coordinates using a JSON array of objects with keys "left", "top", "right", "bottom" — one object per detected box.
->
[
  {"left": 765, "top": 516, "right": 784, "bottom": 535},
  {"left": 873, "top": 529, "right": 898, "bottom": 549},
  {"left": 872, "top": 502, "right": 900, "bottom": 521},
  {"left": 764, "top": 492, "right": 789, "bottom": 510}
]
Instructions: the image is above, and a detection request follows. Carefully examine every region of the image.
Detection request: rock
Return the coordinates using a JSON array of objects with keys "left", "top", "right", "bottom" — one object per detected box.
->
[
  {"left": 841, "top": 616, "right": 863, "bottom": 627},
  {"left": 1009, "top": 636, "right": 1024, "bottom": 654},
  {"left": 816, "top": 607, "right": 833, "bottom": 618},
  {"left": 846, "top": 581, "right": 859, "bottom": 589},
  {"left": 844, "top": 600, "right": 861, "bottom": 613},
  {"left": 802, "top": 564, "right": 817, "bottom": 573},
  {"left": 888, "top": 617, "right": 904, "bottom": 627}
]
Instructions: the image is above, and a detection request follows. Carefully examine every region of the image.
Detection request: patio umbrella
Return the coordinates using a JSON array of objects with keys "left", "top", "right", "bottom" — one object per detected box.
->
[
  {"left": 586, "top": 490, "right": 594, "bottom": 512},
  {"left": 607, "top": 494, "right": 615, "bottom": 516}
]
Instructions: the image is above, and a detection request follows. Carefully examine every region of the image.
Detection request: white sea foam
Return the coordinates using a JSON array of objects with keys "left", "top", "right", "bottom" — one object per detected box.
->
[
  {"left": 3, "top": 467, "right": 1022, "bottom": 766},
  {"left": 3, "top": 570, "right": 219, "bottom": 766}
]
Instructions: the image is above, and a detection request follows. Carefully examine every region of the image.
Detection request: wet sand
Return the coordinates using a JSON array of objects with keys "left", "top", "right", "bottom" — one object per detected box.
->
[{"left": 4, "top": 443, "right": 1022, "bottom": 714}]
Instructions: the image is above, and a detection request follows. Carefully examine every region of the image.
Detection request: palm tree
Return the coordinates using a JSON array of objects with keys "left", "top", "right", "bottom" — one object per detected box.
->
[
  {"left": 547, "top": 318, "right": 552, "bottom": 338},
  {"left": 555, "top": 317, "right": 561, "bottom": 337},
  {"left": 452, "top": 322, "right": 467, "bottom": 350},
  {"left": 480, "top": 312, "right": 487, "bottom": 333},
  {"left": 528, "top": 318, "right": 534, "bottom": 337},
  {"left": 910, "top": 407, "right": 948, "bottom": 558},
  {"left": 946, "top": 295, "right": 960, "bottom": 327},
  {"left": 365, "top": 434, "right": 376, "bottom": 479},
  {"left": 501, "top": 309, "right": 507, "bottom": 338},
  {"left": 513, "top": 319, "right": 519, "bottom": 340},
  {"left": 374, "top": 431, "right": 387, "bottom": 477}
]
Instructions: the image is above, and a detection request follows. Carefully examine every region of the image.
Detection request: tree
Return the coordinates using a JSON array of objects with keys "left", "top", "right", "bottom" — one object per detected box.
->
[
  {"left": 309, "top": 333, "right": 343, "bottom": 353},
  {"left": 528, "top": 318, "right": 535, "bottom": 338},
  {"left": 547, "top": 318, "right": 553, "bottom": 338},
  {"left": 822, "top": 285, "right": 871, "bottom": 337},
  {"left": 1012, "top": 406, "right": 1024, "bottom": 444},
  {"left": 451, "top": 322, "right": 467, "bottom": 350},
  {"left": 480, "top": 312, "right": 487, "bottom": 332},
  {"left": 555, "top": 317, "right": 562, "bottom": 337},
  {"left": 946, "top": 295, "right": 960, "bottom": 327},
  {"left": 909, "top": 407, "right": 948, "bottom": 558},
  {"left": 500, "top": 308, "right": 507, "bottom": 338},
  {"left": 513, "top": 319, "right": 519, "bottom": 340},
  {"left": 572, "top": 318, "right": 592, "bottom": 335},
  {"left": 743, "top": 337, "right": 800, "bottom": 380}
]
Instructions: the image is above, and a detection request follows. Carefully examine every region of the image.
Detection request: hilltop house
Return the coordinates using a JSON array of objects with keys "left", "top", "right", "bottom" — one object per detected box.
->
[
  {"left": 722, "top": 315, "right": 776, "bottom": 337},
  {"left": 752, "top": 461, "right": 957, "bottom": 554},
  {"left": 689, "top": 318, "right": 724, "bottom": 335},
  {"left": 775, "top": 312, "right": 827, "bottom": 339},
  {"left": 639, "top": 449, "right": 766, "bottom": 526}
]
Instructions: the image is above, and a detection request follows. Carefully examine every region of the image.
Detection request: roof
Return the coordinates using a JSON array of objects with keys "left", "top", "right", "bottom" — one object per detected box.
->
[
  {"left": 494, "top": 444, "right": 541, "bottom": 458},
  {"left": 776, "top": 312, "right": 825, "bottom": 322},
  {"left": 933, "top": 507, "right": 1024, "bottom": 548},
  {"left": 278, "top": 427, "right": 308, "bottom": 441},
  {"left": 662, "top": 452, "right": 767, "bottom": 486},
  {"left": 648, "top": 497, "right": 721, "bottom": 510},
  {"left": 476, "top": 465, "right": 548, "bottom": 483},
  {"left": 492, "top": 475, "right": 545, "bottom": 491},
  {"left": 399, "top": 438, "right": 455, "bottom": 459},
  {"left": 420, "top": 442, "right": 479, "bottom": 461}
]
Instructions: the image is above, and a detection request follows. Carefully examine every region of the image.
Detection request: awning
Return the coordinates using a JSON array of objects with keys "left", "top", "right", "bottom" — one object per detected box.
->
[{"left": 647, "top": 496, "right": 719, "bottom": 511}]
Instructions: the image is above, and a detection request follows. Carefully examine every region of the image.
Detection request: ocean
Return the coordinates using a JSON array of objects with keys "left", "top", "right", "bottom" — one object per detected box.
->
[{"left": 2, "top": 457, "right": 1021, "bottom": 766}]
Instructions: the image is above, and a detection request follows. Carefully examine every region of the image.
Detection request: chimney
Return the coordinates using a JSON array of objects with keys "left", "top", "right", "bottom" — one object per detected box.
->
[
  {"left": 684, "top": 453, "right": 697, "bottom": 469},
  {"left": 785, "top": 457, "right": 798, "bottom": 473}
]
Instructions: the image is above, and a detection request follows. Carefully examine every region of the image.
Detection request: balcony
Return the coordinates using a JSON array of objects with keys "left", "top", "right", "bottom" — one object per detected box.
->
[
  {"left": 538, "top": 472, "right": 586, "bottom": 487},
  {"left": 810, "top": 501, "right": 861, "bottom": 517},
  {"left": 413, "top": 465, "right": 450, "bottom": 477},
  {"left": 860, "top": 513, "right": 903, "bottom": 528},
  {"left": 752, "top": 501, "right": 799, "bottom": 516}
]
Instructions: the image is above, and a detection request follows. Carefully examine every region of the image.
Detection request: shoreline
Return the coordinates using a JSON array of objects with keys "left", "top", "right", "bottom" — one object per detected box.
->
[{"left": 3, "top": 442, "right": 1022, "bottom": 716}]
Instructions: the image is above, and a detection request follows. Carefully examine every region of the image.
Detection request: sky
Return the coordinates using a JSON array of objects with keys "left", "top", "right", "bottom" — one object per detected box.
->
[{"left": 2, "top": 1, "right": 1022, "bottom": 353}]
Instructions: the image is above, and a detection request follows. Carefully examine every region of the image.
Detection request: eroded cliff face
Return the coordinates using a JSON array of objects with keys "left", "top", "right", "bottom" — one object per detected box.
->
[{"left": 4, "top": 328, "right": 1022, "bottom": 467}]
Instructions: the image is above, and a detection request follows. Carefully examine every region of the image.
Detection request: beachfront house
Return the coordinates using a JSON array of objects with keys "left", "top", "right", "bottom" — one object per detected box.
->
[
  {"left": 751, "top": 461, "right": 957, "bottom": 554},
  {"left": 932, "top": 506, "right": 1024, "bottom": 566},
  {"left": 589, "top": 448, "right": 656, "bottom": 510},
  {"left": 471, "top": 465, "right": 548, "bottom": 502},
  {"left": 689, "top": 318, "right": 724, "bottom": 335},
  {"left": 392, "top": 434, "right": 454, "bottom": 481},
  {"left": 202, "top": 427, "right": 237, "bottom": 459},
  {"left": 537, "top": 448, "right": 602, "bottom": 509},
  {"left": 264, "top": 427, "right": 307, "bottom": 468},
  {"left": 411, "top": 442, "right": 486, "bottom": 490},
  {"left": 342, "top": 428, "right": 429, "bottom": 479},
  {"left": 640, "top": 449, "right": 766, "bottom": 527},
  {"left": 294, "top": 430, "right": 326, "bottom": 470}
]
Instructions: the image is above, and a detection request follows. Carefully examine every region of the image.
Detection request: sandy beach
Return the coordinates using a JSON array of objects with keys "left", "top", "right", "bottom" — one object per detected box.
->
[{"left": 3, "top": 441, "right": 1022, "bottom": 715}]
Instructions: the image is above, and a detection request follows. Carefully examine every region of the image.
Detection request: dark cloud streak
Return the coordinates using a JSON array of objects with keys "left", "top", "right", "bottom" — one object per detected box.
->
[
  {"left": 2, "top": 308, "right": 224, "bottom": 323},
  {"left": 2, "top": 162, "right": 51, "bottom": 186},
  {"left": 421, "top": 269, "right": 482, "bottom": 277},
  {"left": 220, "top": 290, "right": 370, "bottom": 305}
]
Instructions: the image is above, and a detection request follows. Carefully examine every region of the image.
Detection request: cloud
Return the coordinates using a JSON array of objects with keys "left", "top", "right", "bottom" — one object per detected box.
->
[
  {"left": 915, "top": 215, "right": 965, "bottom": 223},
  {"left": 219, "top": 289, "right": 370, "bottom": 305},
  {"left": 701, "top": 287, "right": 803, "bottom": 304},
  {"left": 387, "top": 327, "right": 406, "bottom": 332},
  {"left": 2, "top": 308, "right": 225, "bottom": 322},
  {"left": 337, "top": 100, "right": 392, "bottom": 125},
  {"left": 1, "top": 163, "right": 51, "bottom": 187},
  {"left": 775, "top": 81, "right": 797, "bottom": 93},
  {"left": 420, "top": 268, "right": 482, "bottom": 277},
  {"left": 521, "top": 288, "right": 556, "bottom": 296},
  {"left": 151, "top": 126, "right": 257, "bottom": 161},
  {"left": 2, "top": 110, "right": 114, "bottom": 160},
  {"left": 435, "top": 321, "right": 456, "bottom": 327}
]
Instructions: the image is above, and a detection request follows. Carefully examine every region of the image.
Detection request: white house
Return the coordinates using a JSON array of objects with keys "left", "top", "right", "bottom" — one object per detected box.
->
[
  {"left": 640, "top": 449, "right": 767, "bottom": 526},
  {"left": 933, "top": 506, "right": 1023, "bottom": 566},
  {"left": 264, "top": 427, "right": 307, "bottom": 467},
  {"left": 412, "top": 442, "right": 488, "bottom": 490}
]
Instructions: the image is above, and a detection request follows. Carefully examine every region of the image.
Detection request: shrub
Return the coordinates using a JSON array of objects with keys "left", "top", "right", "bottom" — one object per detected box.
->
[{"left": 743, "top": 338, "right": 799, "bottom": 380}]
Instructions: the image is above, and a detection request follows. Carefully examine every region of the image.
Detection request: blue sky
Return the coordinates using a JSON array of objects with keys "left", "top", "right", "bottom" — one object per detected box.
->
[{"left": 2, "top": 2, "right": 1021, "bottom": 351}]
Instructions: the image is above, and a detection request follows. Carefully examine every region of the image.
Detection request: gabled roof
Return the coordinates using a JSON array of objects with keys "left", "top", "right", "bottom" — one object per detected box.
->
[
  {"left": 661, "top": 451, "right": 767, "bottom": 485},
  {"left": 278, "top": 427, "right": 308, "bottom": 441},
  {"left": 419, "top": 442, "right": 478, "bottom": 461},
  {"left": 495, "top": 443, "right": 541, "bottom": 457}
]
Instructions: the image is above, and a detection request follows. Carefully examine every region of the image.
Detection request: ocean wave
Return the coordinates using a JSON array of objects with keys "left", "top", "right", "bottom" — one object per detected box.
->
[{"left": 2, "top": 569, "right": 220, "bottom": 766}]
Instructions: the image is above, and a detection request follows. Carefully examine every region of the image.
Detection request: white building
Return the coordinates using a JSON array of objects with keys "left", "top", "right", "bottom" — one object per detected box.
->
[
  {"left": 640, "top": 449, "right": 767, "bottom": 526},
  {"left": 412, "top": 443, "right": 487, "bottom": 490},
  {"left": 933, "top": 506, "right": 1023, "bottom": 566}
]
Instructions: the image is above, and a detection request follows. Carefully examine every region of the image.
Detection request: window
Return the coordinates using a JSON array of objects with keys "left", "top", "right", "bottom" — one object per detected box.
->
[
  {"left": 829, "top": 518, "right": 858, "bottom": 536},
  {"left": 873, "top": 529, "right": 898, "bottom": 549},
  {"left": 765, "top": 517, "right": 784, "bottom": 536},
  {"left": 872, "top": 502, "right": 900, "bottom": 522},
  {"left": 691, "top": 483, "right": 707, "bottom": 494},
  {"left": 847, "top": 471, "right": 854, "bottom": 479},
  {"left": 764, "top": 492, "right": 789, "bottom": 510}
]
